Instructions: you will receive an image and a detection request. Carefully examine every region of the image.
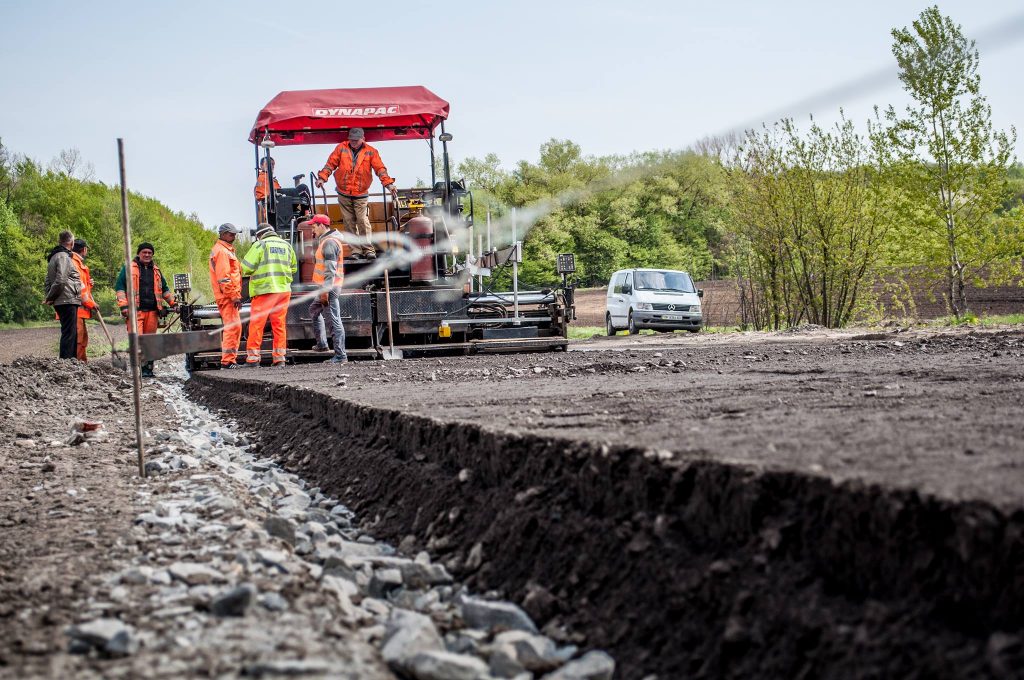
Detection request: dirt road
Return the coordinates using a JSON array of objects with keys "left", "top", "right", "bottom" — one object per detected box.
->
[{"left": 188, "top": 326, "right": 1024, "bottom": 678}]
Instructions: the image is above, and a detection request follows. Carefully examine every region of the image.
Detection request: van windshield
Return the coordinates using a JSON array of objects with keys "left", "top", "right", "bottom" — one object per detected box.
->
[{"left": 634, "top": 270, "right": 695, "bottom": 293}]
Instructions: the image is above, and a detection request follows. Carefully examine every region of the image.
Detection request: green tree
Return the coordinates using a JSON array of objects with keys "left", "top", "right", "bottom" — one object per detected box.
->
[
  {"left": 458, "top": 141, "right": 726, "bottom": 289},
  {"left": 881, "top": 6, "right": 1020, "bottom": 318},
  {"left": 730, "top": 115, "right": 893, "bottom": 329},
  {"left": 0, "top": 200, "right": 44, "bottom": 324}
]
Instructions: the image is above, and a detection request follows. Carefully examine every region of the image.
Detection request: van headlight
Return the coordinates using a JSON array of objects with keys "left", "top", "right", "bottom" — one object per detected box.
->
[
  {"left": 692, "top": 304, "right": 701, "bottom": 314},
  {"left": 636, "top": 302, "right": 652, "bottom": 310}
]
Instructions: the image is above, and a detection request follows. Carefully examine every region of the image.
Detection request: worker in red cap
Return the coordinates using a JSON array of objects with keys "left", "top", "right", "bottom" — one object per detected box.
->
[
  {"left": 209, "top": 223, "right": 243, "bottom": 368},
  {"left": 303, "top": 214, "right": 347, "bottom": 362},
  {"left": 315, "top": 127, "right": 397, "bottom": 261}
]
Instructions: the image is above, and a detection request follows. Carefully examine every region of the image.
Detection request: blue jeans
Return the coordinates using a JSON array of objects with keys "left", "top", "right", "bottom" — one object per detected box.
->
[{"left": 309, "top": 289, "right": 346, "bottom": 358}]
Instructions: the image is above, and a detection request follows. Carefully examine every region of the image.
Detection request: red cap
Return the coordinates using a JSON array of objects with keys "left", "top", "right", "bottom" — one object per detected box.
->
[{"left": 300, "top": 214, "right": 331, "bottom": 227}]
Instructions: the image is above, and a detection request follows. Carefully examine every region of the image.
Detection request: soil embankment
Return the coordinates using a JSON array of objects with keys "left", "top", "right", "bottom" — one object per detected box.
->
[{"left": 188, "top": 328, "right": 1024, "bottom": 678}]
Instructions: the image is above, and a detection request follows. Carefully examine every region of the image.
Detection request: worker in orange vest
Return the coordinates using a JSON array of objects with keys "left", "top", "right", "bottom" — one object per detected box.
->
[
  {"left": 209, "top": 223, "right": 244, "bottom": 369},
  {"left": 115, "top": 242, "right": 176, "bottom": 377},
  {"left": 303, "top": 214, "right": 347, "bottom": 363},
  {"left": 254, "top": 157, "right": 281, "bottom": 224},
  {"left": 70, "top": 239, "right": 98, "bottom": 362},
  {"left": 314, "top": 128, "right": 398, "bottom": 261}
]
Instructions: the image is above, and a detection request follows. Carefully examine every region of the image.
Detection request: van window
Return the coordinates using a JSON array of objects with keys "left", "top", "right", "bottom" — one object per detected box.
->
[
  {"left": 611, "top": 273, "right": 626, "bottom": 294},
  {"left": 635, "top": 270, "right": 695, "bottom": 293},
  {"left": 624, "top": 273, "right": 633, "bottom": 293}
]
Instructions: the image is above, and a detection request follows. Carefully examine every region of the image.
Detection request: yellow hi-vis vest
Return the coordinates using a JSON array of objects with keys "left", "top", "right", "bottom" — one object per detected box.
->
[{"left": 240, "top": 234, "right": 297, "bottom": 296}]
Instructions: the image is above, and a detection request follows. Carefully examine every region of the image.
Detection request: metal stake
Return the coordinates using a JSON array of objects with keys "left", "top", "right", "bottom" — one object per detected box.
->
[
  {"left": 512, "top": 208, "right": 520, "bottom": 326},
  {"left": 477, "top": 231, "right": 483, "bottom": 293},
  {"left": 117, "top": 139, "right": 146, "bottom": 478},
  {"left": 468, "top": 223, "right": 474, "bottom": 293}
]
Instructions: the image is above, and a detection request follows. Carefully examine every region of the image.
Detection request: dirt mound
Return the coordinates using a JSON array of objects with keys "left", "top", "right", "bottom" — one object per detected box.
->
[
  {"left": 0, "top": 357, "right": 145, "bottom": 670},
  {"left": 188, "top": 367, "right": 1024, "bottom": 679}
]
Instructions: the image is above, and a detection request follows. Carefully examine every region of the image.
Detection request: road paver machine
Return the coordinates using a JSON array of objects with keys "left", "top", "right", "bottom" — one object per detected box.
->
[{"left": 180, "top": 86, "right": 575, "bottom": 369}]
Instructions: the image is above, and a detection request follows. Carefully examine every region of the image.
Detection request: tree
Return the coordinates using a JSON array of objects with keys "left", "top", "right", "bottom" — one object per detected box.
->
[
  {"left": 48, "top": 148, "right": 96, "bottom": 182},
  {"left": 881, "top": 6, "right": 1020, "bottom": 318},
  {"left": 0, "top": 201, "right": 44, "bottom": 324},
  {"left": 730, "top": 115, "right": 893, "bottom": 329}
]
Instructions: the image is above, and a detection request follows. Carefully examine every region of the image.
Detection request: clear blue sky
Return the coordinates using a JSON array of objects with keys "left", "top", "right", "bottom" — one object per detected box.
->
[{"left": 1, "top": 0, "right": 1021, "bottom": 230}]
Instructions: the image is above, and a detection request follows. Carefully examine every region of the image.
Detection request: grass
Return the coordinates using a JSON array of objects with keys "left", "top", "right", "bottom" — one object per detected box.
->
[
  {"left": 0, "top": 319, "right": 60, "bottom": 331},
  {"left": 916, "top": 312, "right": 1024, "bottom": 328}
]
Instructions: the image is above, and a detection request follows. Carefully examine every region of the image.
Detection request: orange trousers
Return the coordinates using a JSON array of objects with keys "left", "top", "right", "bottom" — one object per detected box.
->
[
  {"left": 76, "top": 317, "right": 89, "bottom": 362},
  {"left": 216, "top": 300, "right": 242, "bottom": 366},
  {"left": 246, "top": 292, "right": 290, "bottom": 365},
  {"left": 124, "top": 309, "right": 159, "bottom": 335}
]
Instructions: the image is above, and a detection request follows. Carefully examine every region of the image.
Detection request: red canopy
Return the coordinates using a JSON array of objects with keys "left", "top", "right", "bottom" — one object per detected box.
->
[{"left": 249, "top": 86, "right": 449, "bottom": 146}]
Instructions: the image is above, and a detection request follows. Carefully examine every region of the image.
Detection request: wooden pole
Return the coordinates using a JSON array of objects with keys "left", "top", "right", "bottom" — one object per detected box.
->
[{"left": 117, "top": 139, "right": 146, "bottom": 478}]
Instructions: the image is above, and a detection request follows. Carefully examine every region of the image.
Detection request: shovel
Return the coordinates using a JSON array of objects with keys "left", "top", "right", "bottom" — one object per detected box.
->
[
  {"left": 93, "top": 310, "right": 128, "bottom": 370},
  {"left": 380, "top": 268, "right": 403, "bottom": 360}
]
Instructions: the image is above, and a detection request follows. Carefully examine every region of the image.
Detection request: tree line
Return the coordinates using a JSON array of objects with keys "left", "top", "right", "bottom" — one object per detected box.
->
[
  {"left": 459, "top": 6, "right": 1023, "bottom": 327},
  {"left": 0, "top": 143, "right": 216, "bottom": 324}
]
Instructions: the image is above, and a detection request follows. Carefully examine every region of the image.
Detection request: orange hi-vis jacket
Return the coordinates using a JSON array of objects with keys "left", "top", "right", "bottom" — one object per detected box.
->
[
  {"left": 70, "top": 252, "right": 96, "bottom": 319},
  {"left": 312, "top": 231, "right": 345, "bottom": 289},
  {"left": 115, "top": 260, "right": 176, "bottom": 310},
  {"left": 317, "top": 142, "right": 394, "bottom": 198},
  {"left": 209, "top": 239, "right": 242, "bottom": 304},
  {"left": 254, "top": 170, "right": 281, "bottom": 201}
]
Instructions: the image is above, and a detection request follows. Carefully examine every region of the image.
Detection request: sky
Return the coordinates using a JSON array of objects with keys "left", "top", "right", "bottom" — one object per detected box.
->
[{"left": 1, "top": 0, "right": 1021, "bottom": 231}]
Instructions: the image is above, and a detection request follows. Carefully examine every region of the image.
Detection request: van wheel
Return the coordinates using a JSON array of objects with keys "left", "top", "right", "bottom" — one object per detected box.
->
[
  {"left": 628, "top": 311, "right": 638, "bottom": 335},
  {"left": 605, "top": 313, "right": 616, "bottom": 336}
]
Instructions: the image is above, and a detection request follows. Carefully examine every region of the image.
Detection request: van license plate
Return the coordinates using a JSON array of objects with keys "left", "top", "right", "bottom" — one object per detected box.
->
[{"left": 663, "top": 314, "right": 682, "bottom": 320}]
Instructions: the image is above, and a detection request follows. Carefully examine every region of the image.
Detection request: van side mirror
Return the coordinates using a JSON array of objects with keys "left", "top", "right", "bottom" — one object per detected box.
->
[
  {"left": 622, "top": 284, "right": 632, "bottom": 295},
  {"left": 697, "top": 289, "right": 704, "bottom": 298}
]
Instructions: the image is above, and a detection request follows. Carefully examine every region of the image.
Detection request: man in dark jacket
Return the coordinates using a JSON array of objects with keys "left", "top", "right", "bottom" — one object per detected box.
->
[
  {"left": 115, "top": 242, "right": 176, "bottom": 377},
  {"left": 43, "top": 230, "right": 82, "bottom": 359}
]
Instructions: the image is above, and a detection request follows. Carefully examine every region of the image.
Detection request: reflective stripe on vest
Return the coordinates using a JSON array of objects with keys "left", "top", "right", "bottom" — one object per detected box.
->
[
  {"left": 242, "top": 236, "right": 295, "bottom": 296},
  {"left": 118, "top": 261, "right": 175, "bottom": 308},
  {"left": 312, "top": 232, "right": 345, "bottom": 289}
]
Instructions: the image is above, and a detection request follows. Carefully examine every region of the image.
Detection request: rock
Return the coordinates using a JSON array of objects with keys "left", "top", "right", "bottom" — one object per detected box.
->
[
  {"left": 119, "top": 565, "right": 154, "bottom": 585},
  {"left": 168, "top": 562, "right": 226, "bottom": 586},
  {"left": 210, "top": 583, "right": 256, "bottom": 617},
  {"left": 144, "top": 460, "right": 168, "bottom": 475},
  {"left": 381, "top": 609, "right": 444, "bottom": 673},
  {"left": 408, "top": 650, "right": 490, "bottom": 680},
  {"left": 490, "top": 630, "right": 563, "bottom": 676},
  {"left": 400, "top": 562, "right": 453, "bottom": 589},
  {"left": 66, "top": 618, "right": 138, "bottom": 657},
  {"left": 264, "top": 515, "right": 297, "bottom": 545},
  {"left": 461, "top": 596, "right": 538, "bottom": 634},
  {"left": 540, "top": 651, "right": 615, "bottom": 680},
  {"left": 465, "top": 542, "right": 484, "bottom": 571},
  {"left": 255, "top": 548, "right": 292, "bottom": 572},
  {"left": 259, "top": 592, "right": 289, "bottom": 612},
  {"left": 245, "top": 659, "right": 331, "bottom": 676},
  {"left": 369, "top": 568, "right": 404, "bottom": 598}
]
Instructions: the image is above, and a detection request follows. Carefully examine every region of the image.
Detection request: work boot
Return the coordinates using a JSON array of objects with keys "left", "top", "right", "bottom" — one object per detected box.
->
[
  {"left": 141, "top": 362, "right": 155, "bottom": 378},
  {"left": 329, "top": 355, "right": 348, "bottom": 364},
  {"left": 270, "top": 362, "right": 287, "bottom": 368},
  {"left": 363, "top": 251, "right": 377, "bottom": 260},
  {"left": 223, "top": 363, "right": 242, "bottom": 370},
  {"left": 313, "top": 344, "right": 329, "bottom": 352}
]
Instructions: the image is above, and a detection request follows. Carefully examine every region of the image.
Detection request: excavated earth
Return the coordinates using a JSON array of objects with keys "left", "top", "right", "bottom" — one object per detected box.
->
[{"left": 187, "top": 327, "right": 1024, "bottom": 679}]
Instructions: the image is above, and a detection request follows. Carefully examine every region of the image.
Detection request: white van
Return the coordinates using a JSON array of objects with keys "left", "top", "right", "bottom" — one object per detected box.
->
[{"left": 605, "top": 268, "right": 703, "bottom": 335}]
